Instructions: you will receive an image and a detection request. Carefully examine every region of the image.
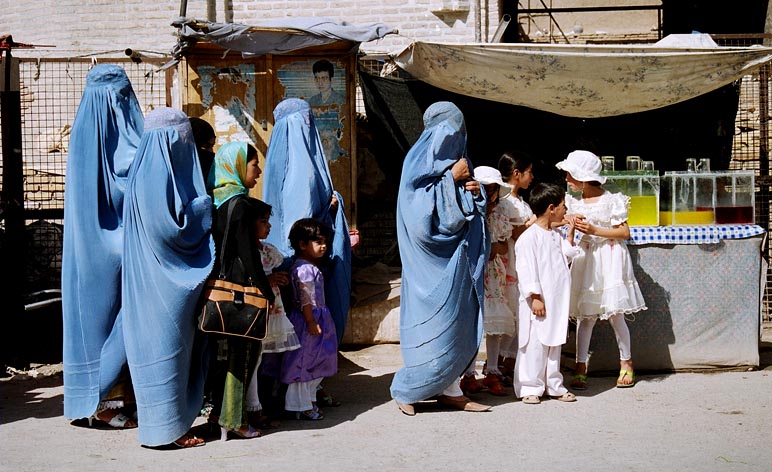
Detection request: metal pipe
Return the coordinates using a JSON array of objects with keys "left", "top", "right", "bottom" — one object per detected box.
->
[
  {"left": 492, "top": 14, "right": 511, "bottom": 42},
  {"left": 207, "top": 0, "right": 216, "bottom": 22},
  {"left": 474, "top": 0, "right": 481, "bottom": 42},
  {"left": 179, "top": 0, "right": 187, "bottom": 18}
]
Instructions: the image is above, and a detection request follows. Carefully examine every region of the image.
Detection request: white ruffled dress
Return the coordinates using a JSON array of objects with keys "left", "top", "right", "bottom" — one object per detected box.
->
[
  {"left": 565, "top": 192, "right": 647, "bottom": 320},
  {"left": 259, "top": 242, "right": 301, "bottom": 353},
  {"left": 483, "top": 200, "right": 517, "bottom": 334}
]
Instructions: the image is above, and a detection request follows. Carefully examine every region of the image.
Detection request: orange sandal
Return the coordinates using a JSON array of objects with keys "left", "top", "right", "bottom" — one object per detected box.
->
[
  {"left": 460, "top": 375, "right": 484, "bottom": 395},
  {"left": 482, "top": 373, "right": 508, "bottom": 396}
]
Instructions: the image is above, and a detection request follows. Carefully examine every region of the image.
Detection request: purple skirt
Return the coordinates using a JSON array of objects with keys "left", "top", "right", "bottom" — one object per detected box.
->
[{"left": 279, "top": 306, "right": 338, "bottom": 384}]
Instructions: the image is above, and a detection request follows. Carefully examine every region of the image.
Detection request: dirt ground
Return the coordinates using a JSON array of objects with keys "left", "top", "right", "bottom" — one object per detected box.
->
[{"left": 2, "top": 326, "right": 771, "bottom": 472}]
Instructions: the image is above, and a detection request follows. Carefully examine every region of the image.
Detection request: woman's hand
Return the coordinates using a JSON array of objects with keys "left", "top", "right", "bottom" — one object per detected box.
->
[
  {"left": 329, "top": 193, "right": 339, "bottom": 211},
  {"left": 450, "top": 157, "right": 471, "bottom": 182},
  {"left": 267, "top": 271, "right": 289, "bottom": 287}
]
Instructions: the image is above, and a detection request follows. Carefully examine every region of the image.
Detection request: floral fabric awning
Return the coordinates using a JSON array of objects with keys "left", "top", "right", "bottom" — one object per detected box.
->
[{"left": 391, "top": 41, "right": 772, "bottom": 118}]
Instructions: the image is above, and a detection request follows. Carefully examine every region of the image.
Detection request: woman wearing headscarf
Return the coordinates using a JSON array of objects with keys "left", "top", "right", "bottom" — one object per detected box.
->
[
  {"left": 262, "top": 98, "right": 351, "bottom": 344},
  {"left": 62, "top": 64, "right": 143, "bottom": 428},
  {"left": 390, "top": 102, "right": 491, "bottom": 416},
  {"left": 205, "top": 141, "right": 274, "bottom": 440},
  {"left": 121, "top": 107, "right": 214, "bottom": 447}
]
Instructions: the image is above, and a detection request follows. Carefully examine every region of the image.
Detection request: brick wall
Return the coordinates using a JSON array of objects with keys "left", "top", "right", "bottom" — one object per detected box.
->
[{"left": 2, "top": 1, "right": 500, "bottom": 57}]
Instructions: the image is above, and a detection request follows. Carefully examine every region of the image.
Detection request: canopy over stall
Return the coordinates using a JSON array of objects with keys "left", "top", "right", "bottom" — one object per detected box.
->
[{"left": 391, "top": 39, "right": 772, "bottom": 118}]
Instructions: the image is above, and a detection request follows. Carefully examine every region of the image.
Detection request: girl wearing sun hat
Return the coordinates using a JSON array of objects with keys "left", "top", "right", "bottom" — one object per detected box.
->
[
  {"left": 556, "top": 150, "right": 647, "bottom": 390},
  {"left": 458, "top": 166, "right": 516, "bottom": 396}
]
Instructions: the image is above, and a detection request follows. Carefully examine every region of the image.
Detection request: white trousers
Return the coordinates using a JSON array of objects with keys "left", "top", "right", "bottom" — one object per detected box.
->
[
  {"left": 285, "top": 378, "right": 324, "bottom": 412},
  {"left": 442, "top": 377, "right": 463, "bottom": 397},
  {"left": 514, "top": 323, "right": 567, "bottom": 398},
  {"left": 245, "top": 352, "right": 263, "bottom": 412}
]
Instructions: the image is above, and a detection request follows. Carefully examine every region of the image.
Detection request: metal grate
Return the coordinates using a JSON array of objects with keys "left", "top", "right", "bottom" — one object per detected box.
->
[{"left": 2, "top": 57, "right": 167, "bottom": 294}]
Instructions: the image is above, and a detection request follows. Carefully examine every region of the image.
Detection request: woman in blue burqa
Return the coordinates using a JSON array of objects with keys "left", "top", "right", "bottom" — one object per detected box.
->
[
  {"left": 62, "top": 64, "right": 143, "bottom": 428},
  {"left": 121, "top": 107, "right": 214, "bottom": 447},
  {"left": 390, "top": 102, "right": 491, "bottom": 416},
  {"left": 262, "top": 98, "right": 351, "bottom": 344}
]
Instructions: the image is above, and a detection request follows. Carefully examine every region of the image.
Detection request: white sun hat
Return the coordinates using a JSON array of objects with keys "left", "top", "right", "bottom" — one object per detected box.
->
[
  {"left": 474, "top": 165, "right": 513, "bottom": 199},
  {"left": 555, "top": 150, "right": 607, "bottom": 184}
]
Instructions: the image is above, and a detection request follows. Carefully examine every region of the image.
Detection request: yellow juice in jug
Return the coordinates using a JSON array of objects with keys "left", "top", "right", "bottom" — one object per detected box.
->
[
  {"left": 659, "top": 210, "right": 715, "bottom": 225},
  {"left": 628, "top": 195, "right": 659, "bottom": 226}
]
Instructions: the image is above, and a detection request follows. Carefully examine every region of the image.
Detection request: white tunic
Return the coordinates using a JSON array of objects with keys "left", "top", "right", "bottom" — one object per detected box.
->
[{"left": 515, "top": 224, "right": 581, "bottom": 348}]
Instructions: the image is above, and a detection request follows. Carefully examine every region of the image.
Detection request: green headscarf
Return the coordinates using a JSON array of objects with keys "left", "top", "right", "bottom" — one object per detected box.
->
[{"left": 207, "top": 141, "right": 250, "bottom": 208}]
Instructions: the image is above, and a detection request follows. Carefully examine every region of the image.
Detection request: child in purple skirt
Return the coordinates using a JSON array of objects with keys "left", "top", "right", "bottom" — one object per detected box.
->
[{"left": 280, "top": 218, "right": 338, "bottom": 420}]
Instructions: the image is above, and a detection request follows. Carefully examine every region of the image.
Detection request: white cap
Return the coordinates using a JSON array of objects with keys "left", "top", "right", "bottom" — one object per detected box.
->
[
  {"left": 555, "top": 150, "right": 607, "bottom": 184},
  {"left": 474, "top": 166, "right": 513, "bottom": 199}
]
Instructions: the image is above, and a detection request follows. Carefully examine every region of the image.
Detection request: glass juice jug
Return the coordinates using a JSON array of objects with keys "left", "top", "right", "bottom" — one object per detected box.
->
[
  {"left": 714, "top": 171, "right": 755, "bottom": 224},
  {"left": 660, "top": 171, "right": 716, "bottom": 225},
  {"left": 601, "top": 170, "right": 659, "bottom": 226}
]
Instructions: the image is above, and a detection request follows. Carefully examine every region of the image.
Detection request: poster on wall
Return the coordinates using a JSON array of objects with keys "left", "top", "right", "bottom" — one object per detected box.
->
[{"left": 277, "top": 59, "right": 347, "bottom": 163}]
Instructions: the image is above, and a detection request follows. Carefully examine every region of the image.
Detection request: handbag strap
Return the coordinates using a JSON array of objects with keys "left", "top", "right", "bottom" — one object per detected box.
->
[{"left": 216, "top": 197, "right": 238, "bottom": 280}]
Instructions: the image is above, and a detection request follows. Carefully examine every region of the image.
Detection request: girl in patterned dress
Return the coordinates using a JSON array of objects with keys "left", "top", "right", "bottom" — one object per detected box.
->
[
  {"left": 555, "top": 150, "right": 647, "bottom": 390},
  {"left": 459, "top": 166, "right": 514, "bottom": 396}
]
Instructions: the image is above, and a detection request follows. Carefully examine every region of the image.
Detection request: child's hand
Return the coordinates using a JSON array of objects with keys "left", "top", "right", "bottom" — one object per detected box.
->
[
  {"left": 268, "top": 271, "right": 289, "bottom": 287},
  {"left": 307, "top": 321, "right": 322, "bottom": 336},
  {"left": 573, "top": 216, "right": 593, "bottom": 234},
  {"left": 531, "top": 298, "right": 546, "bottom": 317}
]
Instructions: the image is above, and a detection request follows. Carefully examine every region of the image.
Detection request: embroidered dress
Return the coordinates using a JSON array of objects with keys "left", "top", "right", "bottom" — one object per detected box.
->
[
  {"left": 565, "top": 192, "right": 647, "bottom": 320},
  {"left": 259, "top": 242, "right": 300, "bottom": 353},
  {"left": 484, "top": 201, "right": 516, "bottom": 334},
  {"left": 280, "top": 259, "right": 338, "bottom": 385}
]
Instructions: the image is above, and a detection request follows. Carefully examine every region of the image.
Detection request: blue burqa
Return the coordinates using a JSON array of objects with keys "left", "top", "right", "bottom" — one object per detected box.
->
[
  {"left": 390, "top": 102, "right": 489, "bottom": 405},
  {"left": 62, "top": 64, "right": 144, "bottom": 419},
  {"left": 262, "top": 98, "right": 351, "bottom": 343},
  {"left": 121, "top": 107, "right": 214, "bottom": 446}
]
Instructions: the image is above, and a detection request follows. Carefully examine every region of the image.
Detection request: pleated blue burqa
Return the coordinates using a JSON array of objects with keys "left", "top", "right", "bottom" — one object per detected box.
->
[
  {"left": 262, "top": 98, "right": 351, "bottom": 342},
  {"left": 390, "top": 102, "right": 489, "bottom": 405},
  {"left": 121, "top": 107, "right": 214, "bottom": 446},
  {"left": 62, "top": 64, "right": 143, "bottom": 420}
]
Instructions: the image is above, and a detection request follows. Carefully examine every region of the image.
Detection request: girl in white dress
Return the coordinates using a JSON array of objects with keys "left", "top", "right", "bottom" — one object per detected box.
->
[
  {"left": 497, "top": 151, "right": 535, "bottom": 381},
  {"left": 555, "top": 150, "right": 647, "bottom": 390}
]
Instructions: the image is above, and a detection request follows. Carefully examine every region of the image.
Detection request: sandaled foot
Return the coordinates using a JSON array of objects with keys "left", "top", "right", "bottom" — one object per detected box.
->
[
  {"left": 395, "top": 401, "right": 416, "bottom": 416},
  {"left": 550, "top": 392, "right": 577, "bottom": 402},
  {"left": 521, "top": 395, "right": 541, "bottom": 405},
  {"left": 460, "top": 375, "right": 484, "bottom": 395},
  {"left": 616, "top": 369, "right": 636, "bottom": 388},
  {"left": 481, "top": 373, "right": 508, "bottom": 396},
  {"left": 570, "top": 373, "right": 588, "bottom": 391},
  {"left": 221, "top": 425, "right": 261, "bottom": 440},
  {"left": 295, "top": 409, "right": 324, "bottom": 421},
  {"left": 248, "top": 411, "right": 280, "bottom": 430},
  {"left": 173, "top": 433, "right": 205, "bottom": 448},
  {"left": 91, "top": 408, "right": 138, "bottom": 429},
  {"left": 437, "top": 395, "right": 491, "bottom": 412}
]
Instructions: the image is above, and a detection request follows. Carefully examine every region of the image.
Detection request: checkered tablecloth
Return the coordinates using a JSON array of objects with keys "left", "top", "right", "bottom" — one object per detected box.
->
[{"left": 627, "top": 224, "right": 766, "bottom": 245}]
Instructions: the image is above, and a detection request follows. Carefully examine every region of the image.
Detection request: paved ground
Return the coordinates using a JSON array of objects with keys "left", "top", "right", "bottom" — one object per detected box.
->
[{"left": 2, "top": 326, "right": 771, "bottom": 472}]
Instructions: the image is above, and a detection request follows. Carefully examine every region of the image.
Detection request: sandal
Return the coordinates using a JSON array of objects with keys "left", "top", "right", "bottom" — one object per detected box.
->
[
  {"left": 481, "top": 373, "right": 508, "bottom": 396},
  {"left": 460, "top": 375, "right": 484, "bottom": 395},
  {"left": 172, "top": 433, "right": 205, "bottom": 448},
  {"left": 522, "top": 395, "right": 541, "bottom": 405},
  {"left": 550, "top": 392, "right": 577, "bottom": 402},
  {"left": 295, "top": 409, "right": 324, "bottom": 421},
  {"left": 616, "top": 369, "right": 636, "bottom": 388},
  {"left": 220, "top": 425, "right": 261, "bottom": 441},
  {"left": 570, "top": 373, "right": 588, "bottom": 391},
  {"left": 89, "top": 408, "right": 138, "bottom": 429}
]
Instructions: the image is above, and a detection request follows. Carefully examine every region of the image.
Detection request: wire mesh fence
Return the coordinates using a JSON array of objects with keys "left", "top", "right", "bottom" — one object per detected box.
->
[{"left": 0, "top": 57, "right": 167, "bottom": 296}]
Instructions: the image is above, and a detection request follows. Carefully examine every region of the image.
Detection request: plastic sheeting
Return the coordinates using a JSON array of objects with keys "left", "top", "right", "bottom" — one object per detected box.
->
[
  {"left": 175, "top": 18, "right": 396, "bottom": 56},
  {"left": 391, "top": 40, "right": 772, "bottom": 118}
]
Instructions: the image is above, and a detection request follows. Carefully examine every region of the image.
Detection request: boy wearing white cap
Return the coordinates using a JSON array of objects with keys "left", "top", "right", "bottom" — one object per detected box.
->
[{"left": 555, "top": 150, "right": 647, "bottom": 390}]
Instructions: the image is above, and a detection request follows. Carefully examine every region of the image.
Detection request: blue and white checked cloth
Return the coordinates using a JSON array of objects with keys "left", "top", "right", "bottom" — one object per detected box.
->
[{"left": 627, "top": 224, "right": 766, "bottom": 245}]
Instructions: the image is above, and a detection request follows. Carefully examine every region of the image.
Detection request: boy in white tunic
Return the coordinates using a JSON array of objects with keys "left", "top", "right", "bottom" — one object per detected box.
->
[{"left": 514, "top": 183, "right": 581, "bottom": 404}]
